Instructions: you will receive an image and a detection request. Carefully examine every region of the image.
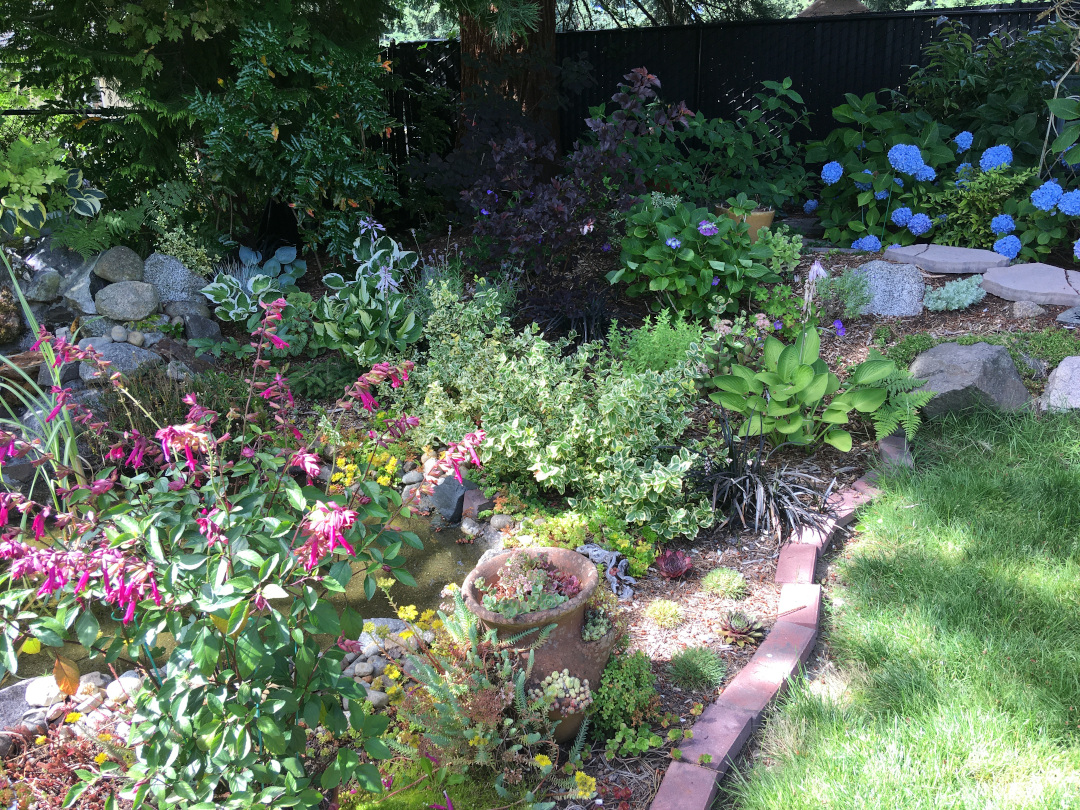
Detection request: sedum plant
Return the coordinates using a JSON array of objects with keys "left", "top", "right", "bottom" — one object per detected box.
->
[
  {"left": 644, "top": 599, "right": 682, "bottom": 629},
  {"left": 701, "top": 567, "right": 748, "bottom": 599},
  {"left": 0, "top": 300, "right": 481, "bottom": 810},
  {"left": 708, "top": 326, "right": 898, "bottom": 452}
]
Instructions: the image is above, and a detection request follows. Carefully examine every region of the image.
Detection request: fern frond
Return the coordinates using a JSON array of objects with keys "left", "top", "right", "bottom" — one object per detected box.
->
[{"left": 568, "top": 715, "right": 591, "bottom": 763}]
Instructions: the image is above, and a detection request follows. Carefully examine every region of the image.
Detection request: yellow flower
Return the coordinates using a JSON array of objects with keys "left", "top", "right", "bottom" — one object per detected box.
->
[
  {"left": 396, "top": 605, "right": 418, "bottom": 622},
  {"left": 336, "top": 458, "right": 346, "bottom": 469},
  {"left": 64, "top": 712, "right": 82, "bottom": 724},
  {"left": 419, "top": 609, "right": 436, "bottom": 624},
  {"left": 533, "top": 754, "right": 552, "bottom": 768},
  {"left": 375, "top": 576, "right": 395, "bottom": 591},
  {"left": 377, "top": 475, "right": 391, "bottom": 486},
  {"left": 97, "top": 733, "right": 113, "bottom": 742},
  {"left": 384, "top": 663, "right": 401, "bottom": 680},
  {"left": 399, "top": 629, "right": 414, "bottom": 640},
  {"left": 362, "top": 622, "right": 375, "bottom": 634},
  {"left": 94, "top": 752, "right": 108, "bottom": 764},
  {"left": 574, "top": 771, "right": 597, "bottom": 799},
  {"left": 34, "top": 735, "right": 46, "bottom": 745}
]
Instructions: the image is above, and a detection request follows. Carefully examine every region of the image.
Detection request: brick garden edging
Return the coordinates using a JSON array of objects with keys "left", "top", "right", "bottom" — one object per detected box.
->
[{"left": 648, "top": 435, "right": 912, "bottom": 810}]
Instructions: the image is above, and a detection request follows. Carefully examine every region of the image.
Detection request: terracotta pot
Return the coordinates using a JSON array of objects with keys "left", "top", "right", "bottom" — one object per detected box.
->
[
  {"left": 462, "top": 547, "right": 617, "bottom": 743},
  {"left": 717, "top": 205, "right": 775, "bottom": 243}
]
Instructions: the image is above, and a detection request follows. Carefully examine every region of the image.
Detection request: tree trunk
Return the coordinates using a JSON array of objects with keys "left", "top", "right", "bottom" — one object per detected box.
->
[{"left": 458, "top": 0, "right": 560, "bottom": 145}]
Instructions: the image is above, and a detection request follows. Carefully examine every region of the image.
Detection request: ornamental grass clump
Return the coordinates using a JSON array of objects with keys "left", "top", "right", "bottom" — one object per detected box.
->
[
  {"left": 475, "top": 551, "right": 582, "bottom": 620},
  {"left": 0, "top": 279, "right": 489, "bottom": 809},
  {"left": 644, "top": 599, "right": 683, "bottom": 629},
  {"left": 667, "top": 646, "right": 726, "bottom": 691}
]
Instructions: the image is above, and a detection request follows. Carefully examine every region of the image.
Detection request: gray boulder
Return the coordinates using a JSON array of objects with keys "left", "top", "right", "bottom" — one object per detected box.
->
[
  {"left": 80, "top": 341, "right": 163, "bottom": 384},
  {"left": 22, "top": 269, "right": 61, "bottom": 302},
  {"left": 165, "top": 300, "right": 212, "bottom": 319},
  {"left": 183, "top": 314, "right": 222, "bottom": 342},
  {"left": 432, "top": 477, "right": 479, "bottom": 523},
  {"left": 95, "top": 281, "right": 159, "bottom": 321},
  {"left": 93, "top": 246, "right": 143, "bottom": 283},
  {"left": 24, "top": 237, "right": 86, "bottom": 278},
  {"left": 60, "top": 264, "right": 98, "bottom": 315},
  {"left": 77, "top": 315, "right": 122, "bottom": 338},
  {"left": 1040, "top": 356, "right": 1080, "bottom": 412},
  {"left": 853, "top": 260, "right": 924, "bottom": 317},
  {"left": 143, "top": 253, "right": 208, "bottom": 304},
  {"left": 909, "top": 342, "right": 1031, "bottom": 418}
]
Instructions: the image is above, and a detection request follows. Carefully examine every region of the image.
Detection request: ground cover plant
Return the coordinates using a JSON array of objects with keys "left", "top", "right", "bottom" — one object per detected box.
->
[{"left": 724, "top": 410, "right": 1080, "bottom": 809}]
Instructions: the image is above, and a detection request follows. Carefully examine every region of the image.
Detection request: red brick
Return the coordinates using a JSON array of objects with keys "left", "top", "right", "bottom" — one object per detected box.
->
[
  {"left": 649, "top": 761, "right": 719, "bottom": 810},
  {"left": 775, "top": 543, "right": 818, "bottom": 584},
  {"left": 677, "top": 704, "right": 756, "bottom": 773},
  {"left": 851, "top": 476, "right": 881, "bottom": 498},
  {"left": 828, "top": 487, "right": 872, "bottom": 527},
  {"left": 716, "top": 621, "right": 817, "bottom": 720},
  {"left": 790, "top": 520, "right": 836, "bottom": 552},
  {"left": 879, "top": 434, "right": 913, "bottom": 469},
  {"left": 776, "top": 583, "right": 822, "bottom": 630}
]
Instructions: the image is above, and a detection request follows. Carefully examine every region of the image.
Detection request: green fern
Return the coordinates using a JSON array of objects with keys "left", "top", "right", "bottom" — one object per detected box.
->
[{"left": 867, "top": 350, "right": 934, "bottom": 441}]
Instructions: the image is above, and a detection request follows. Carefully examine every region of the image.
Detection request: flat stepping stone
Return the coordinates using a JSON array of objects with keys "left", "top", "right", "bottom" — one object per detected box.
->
[
  {"left": 883, "top": 243, "right": 1009, "bottom": 274},
  {"left": 981, "top": 263, "right": 1080, "bottom": 306}
]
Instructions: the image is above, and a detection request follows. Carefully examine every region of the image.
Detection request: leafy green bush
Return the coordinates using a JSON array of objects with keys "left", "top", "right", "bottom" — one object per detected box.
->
[
  {"left": 0, "top": 137, "right": 102, "bottom": 238},
  {"left": 816, "top": 268, "right": 872, "bottom": 321},
  {"left": 924, "top": 276, "right": 987, "bottom": 312},
  {"left": 700, "top": 567, "right": 748, "bottom": 599},
  {"left": 667, "top": 646, "right": 726, "bottom": 691},
  {"left": 592, "top": 651, "right": 659, "bottom": 738},
  {"left": 757, "top": 224, "right": 804, "bottom": 274},
  {"left": 610, "top": 198, "right": 777, "bottom": 318},
  {"left": 603, "top": 723, "right": 663, "bottom": 759},
  {"left": 189, "top": 21, "right": 397, "bottom": 261},
  {"left": 614, "top": 310, "right": 703, "bottom": 373},
  {"left": 398, "top": 281, "right": 714, "bottom": 539}
]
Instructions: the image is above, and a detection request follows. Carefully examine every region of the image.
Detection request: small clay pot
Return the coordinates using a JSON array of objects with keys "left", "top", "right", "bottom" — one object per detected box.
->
[
  {"left": 462, "top": 547, "right": 617, "bottom": 742},
  {"left": 716, "top": 204, "right": 776, "bottom": 243}
]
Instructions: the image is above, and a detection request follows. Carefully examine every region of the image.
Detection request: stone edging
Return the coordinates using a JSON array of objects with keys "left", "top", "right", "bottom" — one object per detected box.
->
[{"left": 648, "top": 435, "right": 912, "bottom": 810}]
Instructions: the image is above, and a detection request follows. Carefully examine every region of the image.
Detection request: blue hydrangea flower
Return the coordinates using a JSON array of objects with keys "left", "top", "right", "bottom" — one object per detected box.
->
[
  {"left": 854, "top": 170, "right": 874, "bottom": 191},
  {"left": 1031, "top": 181, "right": 1064, "bottom": 212},
  {"left": 954, "top": 131, "right": 973, "bottom": 153},
  {"left": 907, "top": 213, "right": 933, "bottom": 236},
  {"left": 1074, "top": 238, "right": 1080, "bottom": 261},
  {"left": 665, "top": 237, "right": 682, "bottom": 250},
  {"left": 1058, "top": 190, "right": 1080, "bottom": 216},
  {"left": 821, "top": 161, "right": 844, "bottom": 185},
  {"left": 891, "top": 207, "right": 913, "bottom": 227},
  {"left": 980, "top": 144, "right": 1013, "bottom": 172},
  {"left": 888, "top": 144, "right": 924, "bottom": 175},
  {"left": 993, "top": 234, "right": 1022, "bottom": 260},
  {"left": 956, "top": 162, "right": 972, "bottom": 174},
  {"left": 914, "top": 164, "right": 937, "bottom": 182},
  {"left": 894, "top": 178, "right": 904, "bottom": 188},
  {"left": 857, "top": 140, "right": 867, "bottom": 151},
  {"left": 851, "top": 234, "right": 882, "bottom": 252},
  {"left": 936, "top": 213, "right": 948, "bottom": 224},
  {"left": 875, "top": 189, "right": 889, "bottom": 200},
  {"left": 803, "top": 199, "right": 819, "bottom": 214},
  {"left": 990, "top": 214, "right": 1015, "bottom": 235},
  {"left": 698, "top": 220, "right": 719, "bottom": 237}
]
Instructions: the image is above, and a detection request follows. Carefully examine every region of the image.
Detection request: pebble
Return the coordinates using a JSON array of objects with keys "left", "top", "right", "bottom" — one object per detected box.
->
[
  {"left": 116, "top": 722, "right": 131, "bottom": 741},
  {"left": 490, "top": 514, "right": 515, "bottom": 531},
  {"left": 110, "top": 325, "right": 129, "bottom": 342},
  {"left": 342, "top": 652, "right": 358, "bottom": 666},
  {"left": 20, "top": 709, "right": 48, "bottom": 735},
  {"left": 127, "top": 331, "right": 145, "bottom": 347},
  {"left": 363, "top": 688, "right": 389, "bottom": 710},
  {"left": 352, "top": 661, "right": 374, "bottom": 678},
  {"left": 370, "top": 657, "right": 388, "bottom": 676},
  {"left": 460, "top": 517, "right": 482, "bottom": 536},
  {"left": 47, "top": 702, "right": 68, "bottom": 722},
  {"left": 401, "top": 470, "right": 424, "bottom": 485},
  {"left": 403, "top": 460, "right": 418, "bottom": 472},
  {"left": 106, "top": 672, "right": 143, "bottom": 702},
  {"left": 75, "top": 693, "right": 104, "bottom": 713},
  {"left": 361, "top": 643, "right": 380, "bottom": 658},
  {"left": 24, "top": 676, "right": 66, "bottom": 707},
  {"left": 79, "top": 672, "right": 109, "bottom": 691},
  {"left": 422, "top": 457, "right": 438, "bottom": 475}
]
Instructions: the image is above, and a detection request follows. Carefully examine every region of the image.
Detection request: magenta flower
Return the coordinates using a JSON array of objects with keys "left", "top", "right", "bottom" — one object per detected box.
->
[
  {"left": 430, "top": 792, "right": 454, "bottom": 810},
  {"left": 155, "top": 423, "right": 212, "bottom": 470},
  {"left": 289, "top": 451, "right": 321, "bottom": 482},
  {"left": 297, "top": 501, "right": 359, "bottom": 570}
]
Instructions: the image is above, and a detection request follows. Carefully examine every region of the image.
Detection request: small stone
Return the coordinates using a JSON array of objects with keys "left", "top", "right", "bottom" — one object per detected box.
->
[
  {"left": 47, "top": 702, "right": 68, "bottom": 722},
  {"left": 79, "top": 672, "right": 109, "bottom": 692},
  {"left": 342, "top": 652, "right": 359, "bottom": 667},
  {"left": 362, "top": 643, "right": 380, "bottom": 658},
  {"left": 370, "top": 657, "right": 388, "bottom": 676},
  {"left": 422, "top": 457, "right": 438, "bottom": 475},
  {"left": 20, "top": 708, "right": 48, "bottom": 735},
  {"left": 115, "top": 722, "right": 131, "bottom": 742},
  {"left": 420, "top": 451, "right": 435, "bottom": 464},
  {"left": 183, "top": 314, "right": 222, "bottom": 342},
  {"left": 93, "top": 246, "right": 144, "bottom": 283},
  {"left": 460, "top": 517, "right": 482, "bottom": 536},
  {"left": 363, "top": 688, "right": 389, "bottom": 710},
  {"left": 166, "top": 360, "right": 192, "bottom": 382},
  {"left": 75, "top": 693, "right": 104, "bottom": 713},
  {"left": 1009, "top": 300, "right": 1047, "bottom": 319},
  {"left": 110, "top": 325, "right": 129, "bottom": 342},
  {"left": 1041, "top": 356, "right": 1080, "bottom": 411},
  {"left": 78, "top": 336, "right": 113, "bottom": 351},
  {"left": 105, "top": 672, "right": 144, "bottom": 702},
  {"left": 490, "top": 514, "right": 515, "bottom": 531},
  {"left": 403, "top": 460, "right": 418, "bottom": 472},
  {"left": 127, "top": 330, "right": 145, "bottom": 347},
  {"left": 22, "top": 268, "right": 61, "bottom": 302},
  {"left": 352, "top": 661, "right": 374, "bottom": 677},
  {"left": 75, "top": 315, "right": 120, "bottom": 338},
  {"left": 342, "top": 664, "right": 356, "bottom": 678},
  {"left": 24, "top": 676, "right": 66, "bottom": 707},
  {"left": 401, "top": 470, "right": 424, "bottom": 485},
  {"left": 171, "top": 315, "right": 184, "bottom": 327}
]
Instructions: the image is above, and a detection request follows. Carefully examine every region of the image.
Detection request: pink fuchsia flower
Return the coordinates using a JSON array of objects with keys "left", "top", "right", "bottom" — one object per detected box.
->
[
  {"left": 155, "top": 423, "right": 212, "bottom": 470},
  {"left": 296, "top": 501, "right": 359, "bottom": 570},
  {"left": 417, "top": 430, "right": 487, "bottom": 502},
  {"left": 289, "top": 451, "right": 321, "bottom": 482}
]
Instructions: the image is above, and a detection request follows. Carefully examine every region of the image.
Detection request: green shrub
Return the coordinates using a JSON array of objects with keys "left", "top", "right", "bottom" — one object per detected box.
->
[
  {"left": 396, "top": 281, "right": 714, "bottom": 539},
  {"left": 603, "top": 723, "right": 663, "bottom": 759},
  {"left": 592, "top": 651, "right": 658, "bottom": 738},
  {"left": 924, "top": 276, "right": 987, "bottom": 312},
  {"left": 757, "top": 225, "right": 803, "bottom": 274},
  {"left": 816, "top": 268, "right": 871, "bottom": 321},
  {"left": 701, "top": 567, "right": 748, "bottom": 599},
  {"left": 614, "top": 310, "right": 703, "bottom": 373},
  {"left": 667, "top": 646, "right": 726, "bottom": 691},
  {"left": 644, "top": 599, "right": 682, "bottom": 629}
]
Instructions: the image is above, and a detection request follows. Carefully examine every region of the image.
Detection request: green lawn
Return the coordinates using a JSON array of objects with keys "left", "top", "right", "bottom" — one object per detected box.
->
[{"left": 720, "top": 411, "right": 1080, "bottom": 810}]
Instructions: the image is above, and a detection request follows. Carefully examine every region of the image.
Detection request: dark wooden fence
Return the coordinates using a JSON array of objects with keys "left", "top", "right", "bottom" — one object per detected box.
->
[{"left": 382, "top": 3, "right": 1052, "bottom": 158}]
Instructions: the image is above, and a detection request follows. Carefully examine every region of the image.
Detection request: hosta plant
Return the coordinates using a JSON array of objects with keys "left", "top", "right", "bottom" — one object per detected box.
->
[
  {"left": 708, "top": 326, "right": 897, "bottom": 452},
  {"left": 0, "top": 137, "right": 104, "bottom": 238},
  {"left": 0, "top": 300, "right": 483, "bottom": 810},
  {"left": 202, "top": 245, "right": 308, "bottom": 324}
]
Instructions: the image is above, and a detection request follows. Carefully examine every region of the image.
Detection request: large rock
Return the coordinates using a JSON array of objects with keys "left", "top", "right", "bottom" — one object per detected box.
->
[
  {"left": 94, "top": 281, "right": 159, "bottom": 321},
  {"left": 431, "top": 476, "right": 479, "bottom": 523},
  {"left": 853, "top": 260, "right": 924, "bottom": 317},
  {"left": 143, "top": 253, "right": 208, "bottom": 304},
  {"left": 60, "top": 264, "right": 98, "bottom": 315},
  {"left": 909, "top": 342, "right": 1031, "bottom": 418},
  {"left": 165, "top": 300, "right": 211, "bottom": 320},
  {"left": 0, "top": 680, "right": 31, "bottom": 753},
  {"left": 92, "top": 246, "right": 143, "bottom": 283},
  {"left": 183, "top": 314, "right": 222, "bottom": 342},
  {"left": 80, "top": 341, "right": 163, "bottom": 384},
  {"left": 883, "top": 243, "right": 1009, "bottom": 274},
  {"left": 24, "top": 675, "right": 66, "bottom": 707},
  {"left": 981, "top": 263, "right": 1080, "bottom": 306},
  {"left": 24, "top": 237, "right": 86, "bottom": 279},
  {"left": 1040, "top": 356, "right": 1080, "bottom": 411},
  {"left": 77, "top": 315, "right": 122, "bottom": 338},
  {"left": 22, "top": 269, "right": 61, "bottom": 302}
]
